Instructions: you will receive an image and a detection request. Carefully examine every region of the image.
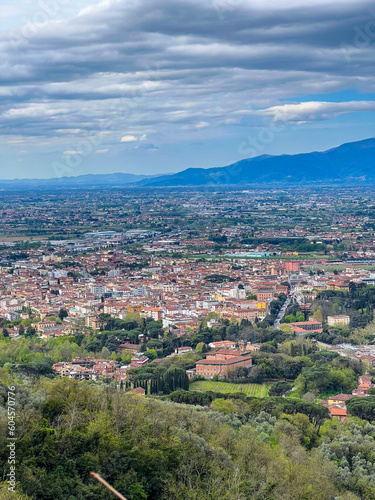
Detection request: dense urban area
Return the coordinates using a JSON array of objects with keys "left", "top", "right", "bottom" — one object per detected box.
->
[{"left": 2, "top": 186, "right": 375, "bottom": 499}]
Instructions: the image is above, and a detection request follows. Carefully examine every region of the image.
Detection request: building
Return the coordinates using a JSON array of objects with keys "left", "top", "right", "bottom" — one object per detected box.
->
[
  {"left": 145, "top": 307, "right": 162, "bottom": 321},
  {"left": 352, "top": 375, "right": 372, "bottom": 396},
  {"left": 329, "top": 407, "right": 347, "bottom": 423},
  {"left": 128, "top": 387, "right": 146, "bottom": 396},
  {"left": 108, "top": 269, "right": 120, "bottom": 277},
  {"left": 89, "top": 285, "right": 107, "bottom": 297},
  {"left": 196, "top": 349, "right": 252, "bottom": 379},
  {"left": 174, "top": 346, "right": 193, "bottom": 355},
  {"left": 34, "top": 319, "right": 56, "bottom": 331},
  {"left": 85, "top": 316, "right": 102, "bottom": 329},
  {"left": 288, "top": 320, "right": 323, "bottom": 335},
  {"left": 326, "top": 281, "right": 350, "bottom": 292},
  {"left": 327, "top": 315, "right": 350, "bottom": 327},
  {"left": 327, "top": 394, "right": 353, "bottom": 405},
  {"left": 131, "top": 353, "right": 149, "bottom": 368},
  {"left": 209, "top": 340, "right": 236, "bottom": 349},
  {"left": 256, "top": 290, "right": 274, "bottom": 301},
  {"left": 230, "top": 287, "right": 246, "bottom": 299},
  {"left": 118, "top": 343, "right": 142, "bottom": 354},
  {"left": 186, "top": 368, "right": 196, "bottom": 378},
  {"left": 320, "top": 375, "right": 373, "bottom": 423},
  {"left": 284, "top": 261, "right": 300, "bottom": 272}
]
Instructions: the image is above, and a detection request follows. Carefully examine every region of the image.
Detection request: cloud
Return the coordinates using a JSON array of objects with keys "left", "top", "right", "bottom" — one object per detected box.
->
[
  {"left": 253, "top": 100, "right": 375, "bottom": 122},
  {"left": 120, "top": 135, "right": 138, "bottom": 142},
  {"left": 95, "top": 148, "right": 109, "bottom": 153},
  {"left": 2, "top": 104, "right": 68, "bottom": 119},
  {"left": 196, "top": 121, "right": 209, "bottom": 129},
  {"left": 1, "top": 0, "right": 375, "bottom": 176},
  {"left": 63, "top": 150, "right": 81, "bottom": 155}
]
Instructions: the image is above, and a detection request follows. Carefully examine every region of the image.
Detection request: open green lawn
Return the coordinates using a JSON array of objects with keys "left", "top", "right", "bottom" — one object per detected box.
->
[{"left": 190, "top": 380, "right": 269, "bottom": 397}]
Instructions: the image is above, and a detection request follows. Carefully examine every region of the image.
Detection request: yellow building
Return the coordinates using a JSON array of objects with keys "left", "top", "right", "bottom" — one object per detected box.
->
[
  {"left": 85, "top": 316, "right": 101, "bottom": 330},
  {"left": 327, "top": 315, "right": 350, "bottom": 327},
  {"left": 127, "top": 304, "right": 143, "bottom": 313}
]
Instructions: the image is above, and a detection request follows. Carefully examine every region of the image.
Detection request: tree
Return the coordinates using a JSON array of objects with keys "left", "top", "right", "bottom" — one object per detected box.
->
[
  {"left": 211, "top": 398, "right": 237, "bottom": 414},
  {"left": 269, "top": 381, "right": 293, "bottom": 396},
  {"left": 58, "top": 309, "right": 68, "bottom": 321},
  {"left": 145, "top": 349, "right": 158, "bottom": 360},
  {"left": 0, "top": 483, "right": 30, "bottom": 499},
  {"left": 347, "top": 396, "right": 375, "bottom": 421},
  {"left": 195, "top": 342, "right": 205, "bottom": 353},
  {"left": 313, "top": 309, "right": 323, "bottom": 323},
  {"left": 302, "top": 392, "right": 317, "bottom": 403},
  {"left": 146, "top": 339, "right": 163, "bottom": 350},
  {"left": 100, "top": 346, "right": 111, "bottom": 358},
  {"left": 25, "top": 326, "right": 36, "bottom": 337}
]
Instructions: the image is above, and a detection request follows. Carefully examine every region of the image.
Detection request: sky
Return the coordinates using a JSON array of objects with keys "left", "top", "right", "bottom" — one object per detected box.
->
[{"left": 1, "top": 0, "right": 375, "bottom": 179}]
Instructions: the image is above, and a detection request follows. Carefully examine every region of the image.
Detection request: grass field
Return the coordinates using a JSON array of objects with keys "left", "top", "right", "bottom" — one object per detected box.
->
[{"left": 190, "top": 380, "right": 269, "bottom": 397}]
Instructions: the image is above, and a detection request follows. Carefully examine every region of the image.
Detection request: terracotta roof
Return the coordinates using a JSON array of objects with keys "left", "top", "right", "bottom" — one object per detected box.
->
[
  {"left": 196, "top": 355, "right": 252, "bottom": 366},
  {"left": 329, "top": 394, "right": 353, "bottom": 401},
  {"left": 129, "top": 387, "right": 146, "bottom": 395},
  {"left": 330, "top": 408, "right": 347, "bottom": 416}
]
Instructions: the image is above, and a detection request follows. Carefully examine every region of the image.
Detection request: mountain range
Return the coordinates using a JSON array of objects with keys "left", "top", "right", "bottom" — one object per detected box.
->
[
  {"left": 138, "top": 138, "right": 375, "bottom": 187},
  {"left": 2, "top": 138, "right": 375, "bottom": 187},
  {"left": 0, "top": 172, "right": 155, "bottom": 188}
]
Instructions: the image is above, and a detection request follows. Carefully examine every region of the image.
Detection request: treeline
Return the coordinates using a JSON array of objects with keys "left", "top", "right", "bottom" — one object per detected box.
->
[
  {"left": 167, "top": 390, "right": 329, "bottom": 427},
  {"left": 239, "top": 237, "right": 327, "bottom": 253},
  {"left": 125, "top": 367, "right": 189, "bottom": 395}
]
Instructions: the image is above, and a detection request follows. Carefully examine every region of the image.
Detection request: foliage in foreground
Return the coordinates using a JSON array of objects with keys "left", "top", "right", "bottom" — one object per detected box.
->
[{"left": 0, "top": 378, "right": 372, "bottom": 499}]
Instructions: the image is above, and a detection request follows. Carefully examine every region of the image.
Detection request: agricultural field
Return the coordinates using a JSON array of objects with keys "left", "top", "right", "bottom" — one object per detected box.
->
[{"left": 190, "top": 380, "right": 269, "bottom": 397}]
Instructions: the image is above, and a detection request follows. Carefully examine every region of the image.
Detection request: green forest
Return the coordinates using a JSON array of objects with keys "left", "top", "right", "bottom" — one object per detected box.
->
[{"left": 1, "top": 375, "right": 375, "bottom": 499}]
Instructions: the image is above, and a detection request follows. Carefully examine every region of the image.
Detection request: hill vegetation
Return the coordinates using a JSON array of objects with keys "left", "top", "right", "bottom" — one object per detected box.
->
[{"left": 1, "top": 377, "right": 375, "bottom": 500}]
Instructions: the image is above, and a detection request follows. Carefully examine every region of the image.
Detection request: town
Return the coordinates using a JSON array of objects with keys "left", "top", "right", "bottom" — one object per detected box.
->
[
  {"left": 0, "top": 188, "right": 374, "bottom": 397},
  {"left": 1, "top": 187, "right": 375, "bottom": 498},
  {"left": 3, "top": 0, "right": 375, "bottom": 496}
]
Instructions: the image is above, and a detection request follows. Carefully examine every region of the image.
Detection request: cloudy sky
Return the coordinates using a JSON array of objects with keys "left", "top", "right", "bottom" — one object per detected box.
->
[{"left": 1, "top": 0, "right": 375, "bottom": 179}]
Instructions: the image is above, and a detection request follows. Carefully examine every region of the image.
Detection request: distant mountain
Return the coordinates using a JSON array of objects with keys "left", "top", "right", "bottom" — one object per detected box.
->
[
  {"left": 3, "top": 138, "right": 375, "bottom": 188},
  {"left": 0, "top": 172, "right": 157, "bottom": 188},
  {"left": 138, "top": 138, "right": 375, "bottom": 187}
]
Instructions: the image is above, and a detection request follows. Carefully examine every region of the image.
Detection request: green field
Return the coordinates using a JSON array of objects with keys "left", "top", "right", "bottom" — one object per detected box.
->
[{"left": 190, "top": 380, "right": 269, "bottom": 397}]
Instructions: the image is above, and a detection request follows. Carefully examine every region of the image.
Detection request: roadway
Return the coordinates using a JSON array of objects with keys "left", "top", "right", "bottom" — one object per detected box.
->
[{"left": 273, "top": 288, "right": 304, "bottom": 330}]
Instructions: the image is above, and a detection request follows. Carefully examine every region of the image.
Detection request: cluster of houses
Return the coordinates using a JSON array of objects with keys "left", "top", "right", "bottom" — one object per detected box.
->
[
  {"left": 320, "top": 375, "right": 373, "bottom": 422},
  {"left": 53, "top": 353, "right": 150, "bottom": 382}
]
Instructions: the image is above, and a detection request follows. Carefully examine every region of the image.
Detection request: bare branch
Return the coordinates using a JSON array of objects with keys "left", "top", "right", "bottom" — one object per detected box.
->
[{"left": 90, "top": 472, "right": 128, "bottom": 500}]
